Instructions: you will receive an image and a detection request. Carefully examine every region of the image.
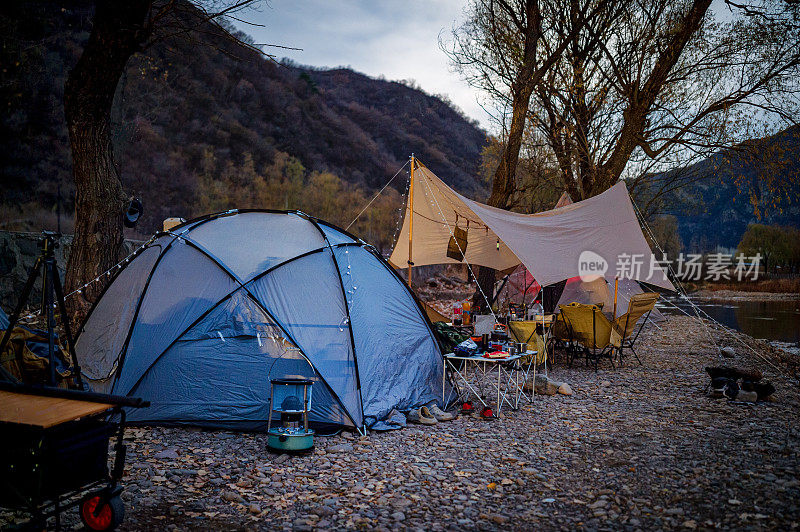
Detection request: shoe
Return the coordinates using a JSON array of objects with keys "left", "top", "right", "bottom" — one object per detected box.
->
[
  {"left": 407, "top": 407, "right": 437, "bottom": 425},
  {"left": 461, "top": 401, "right": 475, "bottom": 415},
  {"left": 418, "top": 406, "right": 439, "bottom": 424},
  {"left": 480, "top": 406, "right": 494, "bottom": 419},
  {"left": 427, "top": 404, "right": 454, "bottom": 421}
]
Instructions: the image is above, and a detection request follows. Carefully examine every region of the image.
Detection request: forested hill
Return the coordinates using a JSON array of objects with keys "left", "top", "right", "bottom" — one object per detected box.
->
[
  {"left": 646, "top": 126, "right": 800, "bottom": 252},
  {"left": 0, "top": 1, "right": 487, "bottom": 241}
]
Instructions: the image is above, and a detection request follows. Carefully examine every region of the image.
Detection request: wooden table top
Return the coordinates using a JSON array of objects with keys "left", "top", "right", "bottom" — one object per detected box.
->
[{"left": 0, "top": 390, "right": 114, "bottom": 428}]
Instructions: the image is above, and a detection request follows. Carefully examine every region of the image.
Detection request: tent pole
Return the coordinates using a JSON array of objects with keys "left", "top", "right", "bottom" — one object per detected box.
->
[
  {"left": 613, "top": 277, "right": 619, "bottom": 319},
  {"left": 407, "top": 154, "right": 415, "bottom": 288}
]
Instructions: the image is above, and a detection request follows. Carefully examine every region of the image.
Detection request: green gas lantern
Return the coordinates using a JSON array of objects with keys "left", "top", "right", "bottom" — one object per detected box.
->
[{"left": 266, "top": 378, "right": 314, "bottom": 453}]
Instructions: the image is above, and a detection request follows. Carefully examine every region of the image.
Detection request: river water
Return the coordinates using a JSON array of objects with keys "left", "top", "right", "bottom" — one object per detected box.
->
[{"left": 659, "top": 297, "right": 800, "bottom": 348}]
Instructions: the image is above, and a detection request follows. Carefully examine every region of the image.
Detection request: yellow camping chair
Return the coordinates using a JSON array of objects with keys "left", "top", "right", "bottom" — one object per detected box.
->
[
  {"left": 558, "top": 303, "right": 615, "bottom": 370},
  {"left": 507, "top": 321, "right": 546, "bottom": 365},
  {"left": 610, "top": 292, "right": 659, "bottom": 366}
]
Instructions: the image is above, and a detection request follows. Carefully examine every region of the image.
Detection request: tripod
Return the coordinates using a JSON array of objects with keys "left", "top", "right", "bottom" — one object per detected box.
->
[{"left": 0, "top": 232, "right": 84, "bottom": 388}]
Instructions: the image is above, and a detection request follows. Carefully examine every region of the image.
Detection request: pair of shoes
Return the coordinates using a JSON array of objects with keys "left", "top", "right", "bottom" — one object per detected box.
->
[
  {"left": 428, "top": 404, "right": 454, "bottom": 421},
  {"left": 407, "top": 406, "right": 437, "bottom": 425}
]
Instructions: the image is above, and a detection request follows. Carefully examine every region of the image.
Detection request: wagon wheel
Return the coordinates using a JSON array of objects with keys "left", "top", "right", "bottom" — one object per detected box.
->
[{"left": 79, "top": 492, "right": 124, "bottom": 531}]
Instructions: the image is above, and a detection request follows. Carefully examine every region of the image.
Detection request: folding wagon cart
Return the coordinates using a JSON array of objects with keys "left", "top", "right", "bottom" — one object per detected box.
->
[{"left": 0, "top": 382, "right": 148, "bottom": 531}]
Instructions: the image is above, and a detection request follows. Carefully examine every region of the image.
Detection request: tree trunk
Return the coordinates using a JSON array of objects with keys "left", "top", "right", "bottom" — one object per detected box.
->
[
  {"left": 64, "top": 1, "right": 151, "bottom": 330},
  {"left": 588, "top": 0, "right": 712, "bottom": 197},
  {"left": 473, "top": 0, "right": 541, "bottom": 313},
  {"left": 472, "top": 90, "right": 535, "bottom": 312}
]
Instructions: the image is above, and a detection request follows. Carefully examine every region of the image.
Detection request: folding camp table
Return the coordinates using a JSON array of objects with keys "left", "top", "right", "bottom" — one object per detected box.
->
[
  {"left": 0, "top": 383, "right": 148, "bottom": 531},
  {"left": 443, "top": 351, "right": 537, "bottom": 413}
]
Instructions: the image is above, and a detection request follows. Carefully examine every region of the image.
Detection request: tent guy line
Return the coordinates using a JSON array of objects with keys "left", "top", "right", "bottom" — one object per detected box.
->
[{"left": 345, "top": 159, "right": 409, "bottom": 231}]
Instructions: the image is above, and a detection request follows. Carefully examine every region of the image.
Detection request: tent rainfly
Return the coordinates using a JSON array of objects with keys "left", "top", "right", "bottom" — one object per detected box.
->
[
  {"left": 389, "top": 159, "right": 674, "bottom": 291},
  {"left": 76, "top": 211, "right": 445, "bottom": 432}
]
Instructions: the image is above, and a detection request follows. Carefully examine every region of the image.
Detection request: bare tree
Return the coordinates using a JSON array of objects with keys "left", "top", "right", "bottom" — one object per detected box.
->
[
  {"left": 64, "top": 0, "right": 265, "bottom": 328},
  {"left": 444, "top": 0, "right": 603, "bottom": 310},
  {"left": 528, "top": 0, "right": 800, "bottom": 213}
]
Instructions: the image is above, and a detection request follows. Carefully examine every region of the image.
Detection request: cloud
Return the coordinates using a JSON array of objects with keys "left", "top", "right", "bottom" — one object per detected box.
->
[{"left": 230, "top": 0, "right": 493, "bottom": 131}]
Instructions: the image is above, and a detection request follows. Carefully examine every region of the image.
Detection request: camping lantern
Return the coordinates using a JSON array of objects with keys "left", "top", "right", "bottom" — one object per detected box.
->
[{"left": 266, "top": 378, "right": 314, "bottom": 453}]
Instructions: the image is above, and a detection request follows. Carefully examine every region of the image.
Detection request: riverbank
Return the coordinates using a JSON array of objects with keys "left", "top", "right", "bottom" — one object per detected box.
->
[
  {"left": 692, "top": 290, "right": 800, "bottom": 302},
  {"left": 693, "top": 277, "right": 800, "bottom": 296},
  {"left": 3, "top": 315, "right": 797, "bottom": 531}
]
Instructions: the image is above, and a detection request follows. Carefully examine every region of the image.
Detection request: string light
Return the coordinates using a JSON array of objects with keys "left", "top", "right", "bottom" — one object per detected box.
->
[
  {"left": 63, "top": 235, "right": 157, "bottom": 300},
  {"left": 386, "top": 168, "right": 412, "bottom": 258}
]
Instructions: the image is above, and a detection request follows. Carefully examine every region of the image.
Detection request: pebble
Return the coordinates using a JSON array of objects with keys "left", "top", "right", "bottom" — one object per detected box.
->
[
  {"left": 721, "top": 346, "right": 736, "bottom": 358},
  {"left": 154, "top": 449, "right": 179, "bottom": 460},
  {"left": 4, "top": 315, "right": 792, "bottom": 531},
  {"left": 221, "top": 490, "right": 244, "bottom": 504},
  {"left": 328, "top": 443, "right": 354, "bottom": 453}
]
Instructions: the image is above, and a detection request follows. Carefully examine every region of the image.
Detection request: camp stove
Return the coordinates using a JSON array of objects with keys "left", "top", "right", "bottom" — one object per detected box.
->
[{"left": 266, "top": 378, "right": 315, "bottom": 453}]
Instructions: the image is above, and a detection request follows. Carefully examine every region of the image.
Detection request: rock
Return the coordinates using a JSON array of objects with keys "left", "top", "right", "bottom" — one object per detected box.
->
[
  {"left": 248, "top": 504, "right": 261, "bottom": 515},
  {"left": 221, "top": 490, "right": 245, "bottom": 504},
  {"left": 589, "top": 499, "right": 608, "bottom": 509},
  {"left": 275, "top": 453, "right": 290, "bottom": 464},
  {"left": 721, "top": 347, "right": 735, "bottom": 358},
  {"left": 328, "top": 444, "right": 354, "bottom": 453},
  {"left": 736, "top": 390, "right": 758, "bottom": 402},
  {"left": 491, "top": 514, "right": 509, "bottom": 524},
  {"left": 600, "top": 380, "right": 612, "bottom": 387},
  {"left": 391, "top": 511, "right": 405, "bottom": 521},
  {"left": 531, "top": 375, "right": 560, "bottom": 395},
  {"left": 558, "top": 383, "right": 573, "bottom": 396},
  {"left": 154, "top": 449, "right": 179, "bottom": 460}
]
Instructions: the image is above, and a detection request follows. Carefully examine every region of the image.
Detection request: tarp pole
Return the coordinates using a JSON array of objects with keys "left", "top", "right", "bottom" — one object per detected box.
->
[
  {"left": 407, "top": 154, "right": 415, "bottom": 288},
  {"left": 613, "top": 277, "right": 619, "bottom": 318}
]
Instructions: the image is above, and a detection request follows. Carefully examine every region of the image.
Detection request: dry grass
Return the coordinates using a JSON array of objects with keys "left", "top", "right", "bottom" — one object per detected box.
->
[
  {"left": 0, "top": 202, "right": 74, "bottom": 233},
  {"left": 701, "top": 277, "right": 800, "bottom": 294}
]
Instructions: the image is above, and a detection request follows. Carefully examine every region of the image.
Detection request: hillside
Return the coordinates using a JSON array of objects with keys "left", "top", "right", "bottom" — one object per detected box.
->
[
  {"left": 0, "top": 1, "right": 487, "bottom": 242},
  {"left": 643, "top": 126, "right": 800, "bottom": 252}
]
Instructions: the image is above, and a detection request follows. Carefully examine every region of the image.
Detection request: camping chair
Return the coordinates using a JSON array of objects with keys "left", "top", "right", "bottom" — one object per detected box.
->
[
  {"left": 558, "top": 303, "right": 615, "bottom": 371},
  {"left": 549, "top": 303, "right": 601, "bottom": 366},
  {"left": 548, "top": 312, "right": 572, "bottom": 365},
  {"left": 610, "top": 292, "right": 659, "bottom": 366},
  {"left": 507, "top": 322, "right": 547, "bottom": 368}
]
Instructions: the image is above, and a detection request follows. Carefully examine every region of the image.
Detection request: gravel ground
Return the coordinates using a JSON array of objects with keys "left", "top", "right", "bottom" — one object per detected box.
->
[{"left": 3, "top": 315, "right": 799, "bottom": 531}]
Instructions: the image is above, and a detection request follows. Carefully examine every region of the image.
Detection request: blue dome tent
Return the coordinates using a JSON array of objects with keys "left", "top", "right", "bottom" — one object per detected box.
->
[{"left": 75, "top": 210, "right": 445, "bottom": 433}]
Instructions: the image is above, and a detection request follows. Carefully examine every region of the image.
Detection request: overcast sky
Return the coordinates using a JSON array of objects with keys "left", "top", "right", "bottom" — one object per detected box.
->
[{"left": 230, "top": 0, "right": 492, "bottom": 131}]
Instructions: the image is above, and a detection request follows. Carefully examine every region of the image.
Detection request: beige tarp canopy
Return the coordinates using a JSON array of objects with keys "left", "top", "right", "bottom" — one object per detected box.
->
[{"left": 388, "top": 160, "right": 674, "bottom": 291}]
